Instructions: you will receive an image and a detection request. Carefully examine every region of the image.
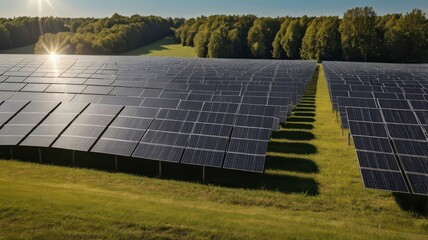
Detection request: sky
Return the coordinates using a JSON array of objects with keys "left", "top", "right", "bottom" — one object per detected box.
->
[{"left": 0, "top": 0, "right": 427, "bottom": 18}]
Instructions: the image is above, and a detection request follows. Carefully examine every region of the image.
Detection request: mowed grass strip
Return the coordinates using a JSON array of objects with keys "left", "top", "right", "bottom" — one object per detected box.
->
[{"left": 0, "top": 65, "right": 427, "bottom": 239}]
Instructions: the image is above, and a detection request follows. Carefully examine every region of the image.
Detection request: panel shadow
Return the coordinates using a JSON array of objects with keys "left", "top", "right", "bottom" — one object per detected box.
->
[
  {"left": 266, "top": 155, "right": 319, "bottom": 173},
  {"left": 393, "top": 192, "right": 428, "bottom": 216},
  {"left": 272, "top": 130, "right": 315, "bottom": 141},
  {"left": 268, "top": 142, "right": 318, "bottom": 155},
  {"left": 282, "top": 123, "right": 314, "bottom": 130}
]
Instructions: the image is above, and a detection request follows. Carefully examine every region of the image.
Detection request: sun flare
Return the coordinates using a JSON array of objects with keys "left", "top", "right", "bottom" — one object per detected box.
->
[
  {"left": 48, "top": 52, "right": 58, "bottom": 61},
  {"left": 29, "top": 0, "right": 57, "bottom": 16}
]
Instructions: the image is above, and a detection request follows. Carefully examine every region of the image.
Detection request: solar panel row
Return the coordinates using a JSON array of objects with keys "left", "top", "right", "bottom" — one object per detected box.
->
[
  {"left": 0, "top": 55, "right": 316, "bottom": 174},
  {"left": 323, "top": 61, "right": 428, "bottom": 196}
]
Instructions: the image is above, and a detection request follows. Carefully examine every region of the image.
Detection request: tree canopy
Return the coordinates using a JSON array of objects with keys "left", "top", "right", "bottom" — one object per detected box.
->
[{"left": 176, "top": 8, "right": 427, "bottom": 63}]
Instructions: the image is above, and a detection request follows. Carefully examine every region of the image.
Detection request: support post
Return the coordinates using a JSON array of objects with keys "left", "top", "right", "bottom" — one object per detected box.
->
[
  {"left": 9, "top": 147, "right": 13, "bottom": 159},
  {"left": 202, "top": 166, "right": 206, "bottom": 184},
  {"left": 39, "top": 148, "right": 42, "bottom": 163},
  {"left": 348, "top": 132, "right": 351, "bottom": 146},
  {"left": 159, "top": 161, "right": 162, "bottom": 178},
  {"left": 72, "top": 151, "right": 75, "bottom": 166},
  {"left": 115, "top": 156, "right": 118, "bottom": 172}
]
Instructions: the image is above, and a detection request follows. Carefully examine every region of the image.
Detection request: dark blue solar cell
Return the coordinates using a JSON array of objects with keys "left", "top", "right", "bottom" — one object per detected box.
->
[
  {"left": 392, "top": 140, "right": 428, "bottom": 157},
  {"left": 223, "top": 153, "right": 265, "bottom": 173},
  {"left": 386, "top": 124, "right": 427, "bottom": 140},
  {"left": 398, "top": 155, "right": 428, "bottom": 174},
  {"left": 181, "top": 149, "right": 225, "bottom": 167},
  {"left": 349, "top": 121, "right": 388, "bottom": 138},
  {"left": 406, "top": 173, "right": 428, "bottom": 195},
  {"left": 353, "top": 136, "right": 393, "bottom": 153},
  {"left": 356, "top": 151, "right": 400, "bottom": 171},
  {"left": 346, "top": 107, "right": 383, "bottom": 123},
  {"left": 381, "top": 109, "right": 418, "bottom": 124},
  {"left": 360, "top": 169, "right": 409, "bottom": 193}
]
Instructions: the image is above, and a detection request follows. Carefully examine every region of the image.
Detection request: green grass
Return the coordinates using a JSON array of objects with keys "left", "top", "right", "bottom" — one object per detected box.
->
[
  {"left": 124, "top": 37, "right": 197, "bottom": 58},
  {"left": 0, "top": 44, "right": 35, "bottom": 54},
  {"left": 0, "top": 65, "right": 427, "bottom": 239}
]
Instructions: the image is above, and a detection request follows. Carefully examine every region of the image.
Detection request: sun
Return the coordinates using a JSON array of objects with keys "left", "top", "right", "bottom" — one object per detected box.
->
[
  {"left": 49, "top": 52, "right": 58, "bottom": 62},
  {"left": 28, "top": 0, "right": 57, "bottom": 16}
]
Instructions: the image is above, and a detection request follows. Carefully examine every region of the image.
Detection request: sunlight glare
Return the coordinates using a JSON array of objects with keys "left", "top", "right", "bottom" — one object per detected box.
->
[
  {"left": 49, "top": 52, "right": 58, "bottom": 62},
  {"left": 29, "top": 0, "right": 57, "bottom": 16}
]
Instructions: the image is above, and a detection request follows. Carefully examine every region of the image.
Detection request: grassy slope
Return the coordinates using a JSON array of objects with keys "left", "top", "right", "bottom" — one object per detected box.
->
[
  {"left": 0, "top": 65, "right": 426, "bottom": 239},
  {"left": 124, "top": 37, "right": 197, "bottom": 58},
  {"left": 0, "top": 44, "right": 35, "bottom": 54}
]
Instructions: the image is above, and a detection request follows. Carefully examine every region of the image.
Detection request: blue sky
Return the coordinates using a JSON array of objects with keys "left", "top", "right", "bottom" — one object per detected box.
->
[{"left": 1, "top": 0, "right": 427, "bottom": 18}]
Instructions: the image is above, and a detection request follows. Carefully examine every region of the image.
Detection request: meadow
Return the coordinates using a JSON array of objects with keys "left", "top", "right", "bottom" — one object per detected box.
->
[{"left": 124, "top": 36, "right": 197, "bottom": 58}]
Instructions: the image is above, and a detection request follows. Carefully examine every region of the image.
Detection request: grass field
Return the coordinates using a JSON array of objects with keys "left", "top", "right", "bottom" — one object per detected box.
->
[
  {"left": 0, "top": 65, "right": 427, "bottom": 239},
  {"left": 124, "top": 37, "right": 197, "bottom": 58},
  {"left": 0, "top": 44, "right": 35, "bottom": 54}
]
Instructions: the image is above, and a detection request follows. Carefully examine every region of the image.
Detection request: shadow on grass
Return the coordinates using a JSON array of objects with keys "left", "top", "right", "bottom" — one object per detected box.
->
[
  {"left": 293, "top": 108, "right": 315, "bottom": 113},
  {"left": 301, "top": 100, "right": 316, "bottom": 104},
  {"left": 266, "top": 155, "right": 319, "bottom": 173},
  {"left": 268, "top": 142, "right": 317, "bottom": 154},
  {"left": 287, "top": 117, "right": 315, "bottom": 123},
  {"left": 272, "top": 130, "right": 315, "bottom": 141},
  {"left": 296, "top": 104, "right": 315, "bottom": 109},
  {"left": 204, "top": 169, "right": 319, "bottom": 196},
  {"left": 261, "top": 173, "right": 319, "bottom": 195},
  {"left": 282, "top": 123, "right": 314, "bottom": 130},
  {"left": 393, "top": 193, "right": 428, "bottom": 216},
  {"left": 294, "top": 112, "right": 316, "bottom": 117}
]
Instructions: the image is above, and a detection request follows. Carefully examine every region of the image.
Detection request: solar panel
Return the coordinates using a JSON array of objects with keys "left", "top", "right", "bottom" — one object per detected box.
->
[
  {"left": 356, "top": 151, "right": 400, "bottom": 171},
  {"left": 140, "top": 130, "right": 190, "bottom": 147},
  {"left": 360, "top": 168, "right": 409, "bottom": 193},
  {"left": 348, "top": 121, "right": 388, "bottom": 138},
  {"left": 52, "top": 104, "right": 122, "bottom": 152},
  {"left": 386, "top": 124, "right": 427, "bottom": 140},
  {"left": 324, "top": 61, "right": 428, "bottom": 195},
  {"left": 392, "top": 140, "right": 428, "bottom": 157},
  {"left": 381, "top": 109, "right": 419, "bottom": 124},
  {"left": 0, "top": 101, "right": 59, "bottom": 145},
  {"left": 415, "top": 111, "right": 428, "bottom": 125},
  {"left": 398, "top": 155, "right": 428, "bottom": 174},
  {"left": 0, "top": 55, "right": 316, "bottom": 177},
  {"left": 133, "top": 143, "right": 184, "bottom": 163},
  {"left": 353, "top": 136, "right": 393, "bottom": 153},
  {"left": 228, "top": 139, "right": 269, "bottom": 155},
  {"left": 198, "top": 112, "right": 235, "bottom": 125},
  {"left": 406, "top": 174, "right": 428, "bottom": 195},
  {"left": 223, "top": 153, "right": 265, "bottom": 173},
  {"left": 187, "top": 135, "right": 228, "bottom": 151},
  {"left": 378, "top": 99, "right": 411, "bottom": 110},
  {"left": 181, "top": 148, "right": 225, "bottom": 167},
  {"left": 156, "top": 109, "right": 199, "bottom": 122},
  {"left": 231, "top": 127, "right": 271, "bottom": 141},
  {"left": 346, "top": 107, "right": 383, "bottom": 123},
  {"left": 235, "top": 115, "right": 275, "bottom": 129},
  {"left": 202, "top": 102, "right": 238, "bottom": 113}
]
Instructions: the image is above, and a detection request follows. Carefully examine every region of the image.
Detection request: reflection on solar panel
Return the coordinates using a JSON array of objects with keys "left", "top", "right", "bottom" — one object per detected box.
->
[
  {"left": 0, "top": 55, "right": 315, "bottom": 175},
  {"left": 324, "top": 61, "right": 428, "bottom": 196}
]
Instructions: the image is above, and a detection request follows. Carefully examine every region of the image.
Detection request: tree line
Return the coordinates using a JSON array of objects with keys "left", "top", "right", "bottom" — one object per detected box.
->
[
  {"left": 176, "top": 7, "right": 427, "bottom": 63},
  {"left": 34, "top": 14, "right": 180, "bottom": 54},
  {"left": 0, "top": 15, "right": 184, "bottom": 54},
  {"left": 0, "top": 17, "right": 66, "bottom": 50}
]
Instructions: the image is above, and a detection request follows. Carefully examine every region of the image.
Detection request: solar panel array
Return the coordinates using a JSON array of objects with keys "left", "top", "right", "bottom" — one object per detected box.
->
[
  {"left": 323, "top": 61, "right": 428, "bottom": 196},
  {"left": 0, "top": 54, "right": 315, "bottom": 173}
]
